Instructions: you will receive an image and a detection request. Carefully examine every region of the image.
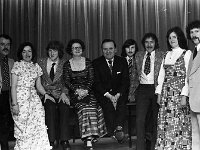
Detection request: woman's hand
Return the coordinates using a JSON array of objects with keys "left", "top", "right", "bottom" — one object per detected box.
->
[
  {"left": 43, "top": 93, "right": 55, "bottom": 103},
  {"left": 75, "top": 89, "right": 88, "bottom": 99},
  {"left": 157, "top": 94, "right": 161, "bottom": 105},
  {"left": 181, "top": 95, "right": 187, "bottom": 106},
  {"left": 58, "top": 93, "right": 70, "bottom": 105},
  {"left": 12, "top": 104, "right": 19, "bottom": 115}
]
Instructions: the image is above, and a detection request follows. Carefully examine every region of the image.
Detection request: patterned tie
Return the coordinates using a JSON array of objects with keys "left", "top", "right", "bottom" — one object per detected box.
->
[
  {"left": 128, "top": 58, "right": 132, "bottom": 75},
  {"left": 50, "top": 63, "right": 56, "bottom": 81},
  {"left": 108, "top": 60, "right": 113, "bottom": 74},
  {"left": 2, "top": 56, "right": 10, "bottom": 87},
  {"left": 193, "top": 47, "right": 197, "bottom": 59},
  {"left": 144, "top": 52, "right": 151, "bottom": 75}
]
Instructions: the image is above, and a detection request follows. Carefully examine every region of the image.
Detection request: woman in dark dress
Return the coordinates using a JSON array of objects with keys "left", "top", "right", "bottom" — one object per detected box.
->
[{"left": 63, "top": 39, "right": 107, "bottom": 150}]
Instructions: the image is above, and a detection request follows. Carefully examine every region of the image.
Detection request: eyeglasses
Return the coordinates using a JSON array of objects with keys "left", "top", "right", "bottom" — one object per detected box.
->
[
  {"left": 72, "top": 47, "right": 82, "bottom": 50},
  {"left": 0, "top": 43, "right": 11, "bottom": 47}
]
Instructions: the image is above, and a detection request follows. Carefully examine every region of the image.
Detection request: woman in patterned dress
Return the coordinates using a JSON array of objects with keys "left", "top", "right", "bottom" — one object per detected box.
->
[
  {"left": 155, "top": 27, "right": 192, "bottom": 150},
  {"left": 63, "top": 39, "right": 107, "bottom": 150},
  {"left": 11, "top": 42, "right": 53, "bottom": 150}
]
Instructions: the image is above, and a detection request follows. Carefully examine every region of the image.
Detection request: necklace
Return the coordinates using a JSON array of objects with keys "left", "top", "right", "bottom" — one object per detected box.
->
[{"left": 71, "top": 57, "right": 85, "bottom": 71}]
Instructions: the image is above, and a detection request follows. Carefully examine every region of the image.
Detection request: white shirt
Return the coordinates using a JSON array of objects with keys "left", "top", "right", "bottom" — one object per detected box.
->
[
  {"left": 126, "top": 56, "right": 133, "bottom": 65},
  {"left": 106, "top": 58, "right": 114, "bottom": 67},
  {"left": 140, "top": 51, "right": 155, "bottom": 84},
  {"left": 196, "top": 43, "right": 200, "bottom": 52},
  {"left": 155, "top": 47, "right": 192, "bottom": 96},
  {"left": 47, "top": 58, "right": 59, "bottom": 75}
]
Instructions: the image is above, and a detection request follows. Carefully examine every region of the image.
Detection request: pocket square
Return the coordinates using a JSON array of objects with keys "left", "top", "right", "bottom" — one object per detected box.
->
[{"left": 117, "top": 72, "right": 121, "bottom": 74}]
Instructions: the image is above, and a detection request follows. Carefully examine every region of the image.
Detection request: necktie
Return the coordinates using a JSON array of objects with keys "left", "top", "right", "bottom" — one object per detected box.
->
[
  {"left": 108, "top": 60, "right": 112, "bottom": 74},
  {"left": 144, "top": 52, "right": 151, "bottom": 75},
  {"left": 193, "top": 47, "right": 197, "bottom": 59},
  {"left": 50, "top": 63, "right": 56, "bottom": 81},
  {"left": 128, "top": 58, "right": 132, "bottom": 69},
  {"left": 2, "top": 56, "right": 10, "bottom": 87},
  {"left": 128, "top": 58, "right": 132, "bottom": 75}
]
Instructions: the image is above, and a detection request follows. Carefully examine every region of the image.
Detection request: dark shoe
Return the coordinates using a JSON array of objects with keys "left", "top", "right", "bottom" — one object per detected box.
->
[
  {"left": 61, "top": 141, "right": 71, "bottom": 150},
  {"left": 113, "top": 126, "right": 125, "bottom": 144},
  {"left": 50, "top": 140, "right": 58, "bottom": 150}
]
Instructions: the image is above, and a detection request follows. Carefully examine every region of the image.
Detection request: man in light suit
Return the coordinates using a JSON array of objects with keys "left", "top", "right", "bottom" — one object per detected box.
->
[
  {"left": 38, "top": 41, "right": 71, "bottom": 150},
  {"left": 186, "top": 20, "right": 200, "bottom": 150},
  {"left": 135, "top": 33, "right": 164, "bottom": 150},
  {"left": 93, "top": 39, "right": 129, "bottom": 141},
  {"left": 0, "top": 34, "right": 14, "bottom": 150}
]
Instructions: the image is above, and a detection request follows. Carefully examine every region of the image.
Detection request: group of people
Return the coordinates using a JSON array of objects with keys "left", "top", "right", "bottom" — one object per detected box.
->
[
  {"left": 0, "top": 20, "right": 200, "bottom": 150},
  {"left": 133, "top": 20, "right": 200, "bottom": 150}
]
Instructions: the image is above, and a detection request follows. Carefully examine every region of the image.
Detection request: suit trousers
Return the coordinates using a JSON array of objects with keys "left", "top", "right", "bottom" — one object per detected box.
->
[
  {"left": 0, "top": 91, "right": 10, "bottom": 150},
  {"left": 191, "top": 111, "right": 200, "bottom": 150},
  {"left": 136, "top": 84, "right": 158, "bottom": 150},
  {"left": 44, "top": 99, "right": 70, "bottom": 142},
  {"left": 100, "top": 94, "right": 127, "bottom": 136}
]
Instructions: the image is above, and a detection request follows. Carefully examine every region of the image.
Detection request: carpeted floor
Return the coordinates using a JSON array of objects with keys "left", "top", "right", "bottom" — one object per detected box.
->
[{"left": 9, "top": 136, "right": 136, "bottom": 150}]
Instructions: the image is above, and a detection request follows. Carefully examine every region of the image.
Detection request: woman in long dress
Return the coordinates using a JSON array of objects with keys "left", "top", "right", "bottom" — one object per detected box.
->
[
  {"left": 155, "top": 27, "right": 192, "bottom": 149},
  {"left": 63, "top": 39, "right": 107, "bottom": 150},
  {"left": 11, "top": 42, "right": 53, "bottom": 150}
]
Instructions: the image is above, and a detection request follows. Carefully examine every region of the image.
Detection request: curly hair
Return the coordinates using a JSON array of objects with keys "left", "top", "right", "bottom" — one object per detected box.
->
[
  {"left": 166, "top": 26, "right": 188, "bottom": 50},
  {"left": 17, "top": 42, "right": 37, "bottom": 63},
  {"left": 186, "top": 20, "right": 200, "bottom": 40},
  {"left": 141, "top": 33, "right": 159, "bottom": 50},
  {"left": 65, "top": 39, "right": 85, "bottom": 55},
  {"left": 46, "top": 40, "right": 64, "bottom": 59}
]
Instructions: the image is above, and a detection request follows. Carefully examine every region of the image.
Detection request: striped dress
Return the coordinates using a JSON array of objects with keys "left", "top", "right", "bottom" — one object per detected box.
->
[{"left": 63, "top": 58, "right": 107, "bottom": 139}]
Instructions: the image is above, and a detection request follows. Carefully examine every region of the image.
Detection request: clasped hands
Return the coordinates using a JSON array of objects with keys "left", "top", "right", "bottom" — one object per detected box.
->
[
  {"left": 106, "top": 93, "right": 121, "bottom": 109},
  {"left": 44, "top": 93, "right": 70, "bottom": 105},
  {"left": 75, "top": 88, "right": 89, "bottom": 100}
]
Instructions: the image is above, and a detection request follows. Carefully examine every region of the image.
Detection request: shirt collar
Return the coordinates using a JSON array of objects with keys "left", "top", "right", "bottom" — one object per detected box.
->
[
  {"left": 196, "top": 43, "right": 200, "bottom": 52},
  {"left": 47, "top": 58, "right": 59, "bottom": 65}
]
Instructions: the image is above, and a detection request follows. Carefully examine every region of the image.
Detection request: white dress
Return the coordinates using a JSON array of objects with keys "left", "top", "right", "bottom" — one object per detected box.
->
[{"left": 11, "top": 60, "right": 51, "bottom": 150}]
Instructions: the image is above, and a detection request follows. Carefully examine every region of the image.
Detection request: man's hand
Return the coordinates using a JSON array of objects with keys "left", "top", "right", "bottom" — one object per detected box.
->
[
  {"left": 43, "top": 93, "right": 55, "bottom": 103},
  {"left": 157, "top": 94, "right": 161, "bottom": 105},
  {"left": 58, "top": 93, "right": 70, "bottom": 105}
]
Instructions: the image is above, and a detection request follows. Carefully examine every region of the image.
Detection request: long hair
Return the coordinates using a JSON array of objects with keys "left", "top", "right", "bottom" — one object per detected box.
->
[
  {"left": 166, "top": 26, "right": 188, "bottom": 50},
  {"left": 121, "top": 39, "right": 138, "bottom": 57}
]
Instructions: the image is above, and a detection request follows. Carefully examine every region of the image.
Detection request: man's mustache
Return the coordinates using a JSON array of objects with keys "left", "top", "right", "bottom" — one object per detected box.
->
[
  {"left": 3, "top": 48, "right": 9, "bottom": 51},
  {"left": 192, "top": 36, "right": 200, "bottom": 42}
]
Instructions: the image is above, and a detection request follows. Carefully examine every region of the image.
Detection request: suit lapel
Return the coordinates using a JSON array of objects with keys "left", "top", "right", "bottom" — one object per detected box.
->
[
  {"left": 190, "top": 51, "right": 200, "bottom": 76},
  {"left": 42, "top": 58, "right": 52, "bottom": 83},
  {"left": 54, "top": 59, "right": 63, "bottom": 82},
  {"left": 138, "top": 51, "right": 145, "bottom": 76}
]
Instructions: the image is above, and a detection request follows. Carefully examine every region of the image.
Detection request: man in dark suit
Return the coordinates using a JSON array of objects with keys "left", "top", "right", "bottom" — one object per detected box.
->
[
  {"left": 38, "top": 41, "right": 71, "bottom": 150},
  {"left": 135, "top": 33, "right": 164, "bottom": 150},
  {"left": 0, "top": 34, "right": 14, "bottom": 150},
  {"left": 93, "top": 39, "right": 129, "bottom": 140}
]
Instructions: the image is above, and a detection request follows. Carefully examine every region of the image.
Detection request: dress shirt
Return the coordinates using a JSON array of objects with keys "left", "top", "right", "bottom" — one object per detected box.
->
[
  {"left": 106, "top": 58, "right": 114, "bottom": 67},
  {"left": 140, "top": 50, "right": 155, "bottom": 84},
  {"left": 155, "top": 47, "right": 192, "bottom": 96},
  {"left": 47, "top": 58, "right": 58, "bottom": 75},
  {"left": 104, "top": 58, "right": 114, "bottom": 97},
  {"left": 126, "top": 56, "right": 133, "bottom": 65},
  {"left": 196, "top": 43, "right": 200, "bottom": 53}
]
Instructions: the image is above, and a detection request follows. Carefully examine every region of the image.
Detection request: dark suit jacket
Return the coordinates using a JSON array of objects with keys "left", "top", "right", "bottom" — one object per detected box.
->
[
  {"left": 135, "top": 49, "right": 165, "bottom": 87},
  {"left": 38, "top": 58, "right": 68, "bottom": 99},
  {"left": 92, "top": 55, "right": 129, "bottom": 101}
]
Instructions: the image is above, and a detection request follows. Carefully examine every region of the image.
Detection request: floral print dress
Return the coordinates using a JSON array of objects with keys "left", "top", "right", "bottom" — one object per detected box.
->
[
  {"left": 11, "top": 61, "right": 51, "bottom": 150},
  {"left": 155, "top": 52, "right": 191, "bottom": 150}
]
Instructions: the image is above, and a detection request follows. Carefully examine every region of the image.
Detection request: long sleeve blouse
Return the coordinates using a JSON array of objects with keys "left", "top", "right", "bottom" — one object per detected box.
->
[{"left": 155, "top": 47, "right": 192, "bottom": 96}]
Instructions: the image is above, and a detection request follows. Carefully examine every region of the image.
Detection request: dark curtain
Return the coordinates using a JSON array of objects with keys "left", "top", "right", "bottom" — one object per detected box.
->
[{"left": 0, "top": 0, "right": 199, "bottom": 61}]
